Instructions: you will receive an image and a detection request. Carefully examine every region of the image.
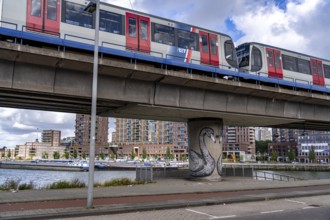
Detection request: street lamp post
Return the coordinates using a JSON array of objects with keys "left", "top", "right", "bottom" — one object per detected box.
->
[{"left": 84, "top": 0, "right": 100, "bottom": 208}]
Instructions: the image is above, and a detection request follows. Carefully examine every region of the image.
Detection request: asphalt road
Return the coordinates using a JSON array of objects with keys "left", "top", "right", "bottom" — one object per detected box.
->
[{"left": 57, "top": 195, "right": 330, "bottom": 220}]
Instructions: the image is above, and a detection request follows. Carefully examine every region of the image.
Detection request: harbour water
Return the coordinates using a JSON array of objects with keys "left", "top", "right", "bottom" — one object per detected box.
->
[{"left": 0, "top": 168, "right": 136, "bottom": 188}]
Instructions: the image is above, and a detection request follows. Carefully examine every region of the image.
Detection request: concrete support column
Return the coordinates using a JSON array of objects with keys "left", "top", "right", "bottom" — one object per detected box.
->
[{"left": 188, "top": 118, "right": 223, "bottom": 181}]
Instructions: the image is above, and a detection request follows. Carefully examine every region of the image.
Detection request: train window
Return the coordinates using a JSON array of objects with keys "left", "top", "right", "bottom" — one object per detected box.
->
[
  {"left": 297, "top": 59, "right": 311, "bottom": 75},
  {"left": 317, "top": 63, "right": 323, "bottom": 76},
  {"left": 31, "top": 0, "right": 42, "bottom": 17},
  {"left": 177, "top": 29, "right": 198, "bottom": 50},
  {"left": 152, "top": 23, "right": 174, "bottom": 46},
  {"left": 225, "top": 41, "right": 234, "bottom": 61},
  {"left": 267, "top": 51, "right": 274, "bottom": 67},
  {"left": 311, "top": 61, "right": 317, "bottom": 76},
  {"left": 140, "top": 20, "right": 148, "bottom": 40},
  {"left": 100, "top": 11, "right": 123, "bottom": 35},
  {"left": 275, "top": 53, "right": 281, "bottom": 69},
  {"left": 225, "top": 40, "right": 237, "bottom": 67},
  {"left": 210, "top": 37, "right": 217, "bottom": 55},
  {"left": 128, "top": 18, "right": 137, "bottom": 37},
  {"left": 201, "top": 35, "right": 208, "bottom": 53},
  {"left": 282, "top": 55, "right": 298, "bottom": 72},
  {"left": 251, "top": 46, "right": 262, "bottom": 71},
  {"left": 62, "top": 1, "right": 93, "bottom": 28},
  {"left": 47, "top": 0, "right": 57, "bottom": 20},
  {"left": 324, "top": 64, "right": 330, "bottom": 79},
  {"left": 236, "top": 44, "right": 250, "bottom": 68}
]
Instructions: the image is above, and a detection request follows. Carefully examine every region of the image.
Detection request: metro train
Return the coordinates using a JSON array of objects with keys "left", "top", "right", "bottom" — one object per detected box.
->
[
  {"left": 0, "top": 0, "right": 237, "bottom": 67},
  {"left": 236, "top": 42, "right": 330, "bottom": 88},
  {"left": 0, "top": 0, "right": 329, "bottom": 93}
]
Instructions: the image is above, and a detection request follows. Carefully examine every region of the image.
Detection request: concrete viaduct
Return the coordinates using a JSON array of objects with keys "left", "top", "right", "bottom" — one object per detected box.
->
[{"left": 1, "top": 41, "right": 330, "bottom": 180}]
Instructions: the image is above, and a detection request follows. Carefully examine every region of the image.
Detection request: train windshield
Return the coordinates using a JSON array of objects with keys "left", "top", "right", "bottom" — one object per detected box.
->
[
  {"left": 236, "top": 44, "right": 250, "bottom": 68},
  {"left": 224, "top": 40, "right": 238, "bottom": 68}
]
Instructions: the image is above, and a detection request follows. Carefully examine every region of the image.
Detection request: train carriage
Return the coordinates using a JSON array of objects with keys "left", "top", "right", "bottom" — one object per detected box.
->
[
  {"left": 0, "top": 0, "right": 238, "bottom": 71},
  {"left": 236, "top": 42, "right": 330, "bottom": 88}
]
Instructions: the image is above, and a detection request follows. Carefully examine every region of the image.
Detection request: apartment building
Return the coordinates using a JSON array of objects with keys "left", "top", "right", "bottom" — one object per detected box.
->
[
  {"left": 41, "top": 130, "right": 61, "bottom": 147},
  {"left": 269, "top": 128, "right": 330, "bottom": 163},
  {"left": 296, "top": 130, "right": 330, "bottom": 163},
  {"left": 75, "top": 114, "right": 108, "bottom": 147},
  {"left": 15, "top": 141, "right": 65, "bottom": 160},
  {"left": 255, "top": 127, "right": 272, "bottom": 141},
  {"left": 223, "top": 126, "right": 256, "bottom": 161},
  {"left": 114, "top": 119, "right": 188, "bottom": 160}
]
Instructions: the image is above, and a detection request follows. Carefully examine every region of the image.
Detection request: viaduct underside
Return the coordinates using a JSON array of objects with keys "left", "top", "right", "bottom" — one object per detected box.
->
[{"left": 0, "top": 41, "right": 329, "bottom": 131}]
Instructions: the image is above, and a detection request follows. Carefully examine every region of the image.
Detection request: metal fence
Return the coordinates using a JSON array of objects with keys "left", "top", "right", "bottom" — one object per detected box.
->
[
  {"left": 136, "top": 166, "right": 153, "bottom": 183},
  {"left": 254, "top": 170, "right": 300, "bottom": 181}
]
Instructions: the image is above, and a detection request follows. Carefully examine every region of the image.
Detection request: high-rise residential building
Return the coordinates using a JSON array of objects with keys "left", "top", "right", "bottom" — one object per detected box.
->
[
  {"left": 41, "top": 130, "right": 61, "bottom": 147},
  {"left": 272, "top": 128, "right": 296, "bottom": 143},
  {"left": 268, "top": 128, "right": 298, "bottom": 162},
  {"left": 255, "top": 127, "right": 272, "bottom": 141},
  {"left": 75, "top": 114, "right": 108, "bottom": 147},
  {"left": 115, "top": 118, "right": 188, "bottom": 160},
  {"left": 223, "top": 126, "right": 256, "bottom": 161}
]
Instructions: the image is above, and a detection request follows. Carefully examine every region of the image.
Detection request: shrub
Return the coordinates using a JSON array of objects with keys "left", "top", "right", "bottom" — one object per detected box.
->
[
  {"left": 0, "top": 178, "right": 35, "bottom": 191},
  {"left": 0, "top": 178, "right": 19, "bottom": 191},
  {"left": 19, "top": 181, "right": 35, "bottom": 190},
  {"left": 47, "top": 178, "right": 86, "bottom": 189},
  {"left": 102, "top": 178, "right": 144, "bottom": 187}
]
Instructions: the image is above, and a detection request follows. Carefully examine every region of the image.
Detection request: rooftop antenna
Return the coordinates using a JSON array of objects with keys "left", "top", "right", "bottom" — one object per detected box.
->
[
  {"left": 129, "top": 0, "right": 134, "bottom": 9},
  {"left": 36, "top": 128, "right": 39, "bottom": 142}
]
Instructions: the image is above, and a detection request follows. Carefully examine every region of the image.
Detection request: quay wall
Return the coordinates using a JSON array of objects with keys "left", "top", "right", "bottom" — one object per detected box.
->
[
  {"left": 224, "top": 163, "right": 330, "bottom": 172},
  {"left": 0, "top": 162, "right": 82, "bottom": 172}
]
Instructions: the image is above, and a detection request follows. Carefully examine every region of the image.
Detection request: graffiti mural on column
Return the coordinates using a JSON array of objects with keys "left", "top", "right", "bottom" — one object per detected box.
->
[
  {"left": 188, "top": 119, "right": 223, "bottom": 180},
  {"left": 189, "top": 127, "right": 216, "bottom": 177}
]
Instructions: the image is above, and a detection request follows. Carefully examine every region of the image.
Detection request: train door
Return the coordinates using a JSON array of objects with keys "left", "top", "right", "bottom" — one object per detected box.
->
[
  {"left": 199, "top": 31, "right": 219, "bottom": 66},
  {"left": 310, "top": 59, "right": 325, "bottom": 86},
  {"left": 27, "top": 0, "right": 60, "bottom": 34},
  {"left": 266, "top": 48, "right": 283, "bottom": 78},
  {"left": 126, "top": 12, "right": 150, "bottom": 53}
]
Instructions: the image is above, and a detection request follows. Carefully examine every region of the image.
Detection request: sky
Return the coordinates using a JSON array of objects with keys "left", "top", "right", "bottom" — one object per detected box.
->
[{"left": 2, "top": 0, "right": 330, "bottom": 148}]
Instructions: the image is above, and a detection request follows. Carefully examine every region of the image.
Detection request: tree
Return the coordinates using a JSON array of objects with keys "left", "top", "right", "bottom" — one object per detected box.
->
[
  {"left": 288, "top": 148, "right": 295, "bottom": 162},
  {"left": 256, "top": 140, "right": 272, "bottom": 154},
  {"left": 309, "top": 147, "right": 316, "bottom": 163},
  {"left": 82, "top": 151, "right": 86, "bottom": 159},
  {"left": 142, "top": 148, "right": 147, "bottom": 160},
  {"left": 64, "top": 151, "right": 69, "bottom": 159},
  {"left": 131, "top": 149, "right": 136, "bottom": 160},
  {"left": 7, "top": 150, "right": 11, "bottom": 158},
  {"left": 166, "top": 147, "right": 172, "bottom": 159},
  {"left": 110, "top": 153, "right": 115, "bottom": 160},
  {"left": 73, "top": 149, "right": 78, "bottom": 159},
  {"left": 53, "top": 151, "right": 60, "bottom": 159},
  {"left": 42, "top": 152, "right": 49, "bottom": 159},
  {"left": 271, "top": 151, "right": 278, "bottom": 162},
  {"left": 1, "top": 151, "right": 5, "bottom": 158},
  {"left": 100, "top": 152, "right": 105, "bottom": 160}
]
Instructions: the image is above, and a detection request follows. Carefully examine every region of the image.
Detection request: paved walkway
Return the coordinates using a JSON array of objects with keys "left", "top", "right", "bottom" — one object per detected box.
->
[{"left": 1, "top": 177, "right": 330, "bottom": 219}]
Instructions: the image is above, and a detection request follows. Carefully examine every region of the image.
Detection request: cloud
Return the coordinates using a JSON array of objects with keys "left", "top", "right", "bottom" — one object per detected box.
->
[
  {"left": 0, "top": 108, "right": 75, "bottom": 148},
  {"left": 12, "top": 122, "right": 35, "bottom": 130},
  {"left": 232, "top": 0, "right": 329, "bottom": 58}
]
